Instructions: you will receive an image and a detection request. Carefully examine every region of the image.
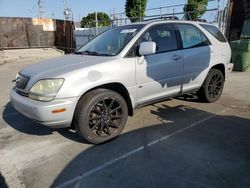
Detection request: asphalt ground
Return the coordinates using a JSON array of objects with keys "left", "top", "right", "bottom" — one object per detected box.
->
[{"left": 0, "top": 54, "right": 250, "bottom": 188}]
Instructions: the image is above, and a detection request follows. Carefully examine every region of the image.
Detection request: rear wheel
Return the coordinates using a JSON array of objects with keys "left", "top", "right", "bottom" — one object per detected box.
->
[
  {"left": 74, "top": 89, "right": 128, "bottom": 144},
  {"left": 197, "top": 68, "right": 225, "bottom": 103}
]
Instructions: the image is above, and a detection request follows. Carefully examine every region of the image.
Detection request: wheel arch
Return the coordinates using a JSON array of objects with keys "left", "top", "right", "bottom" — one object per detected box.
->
[
  {"left": 211, "top": 64, "right": 225, "bottom": 78},
  {"left": 78, "top": 82, "right": 134, "bottom": 117}
]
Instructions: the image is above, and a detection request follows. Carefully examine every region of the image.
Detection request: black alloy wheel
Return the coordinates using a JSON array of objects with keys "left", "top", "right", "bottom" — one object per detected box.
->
[
  {"left": 207, "top": 72, "right": 224, "bottom": 99},
  {"left": 197, "top": 68, "right": 225, "bottom": 103},
  {"left": 74, "top": 89, "right": 128, "bottom": 144},
  {"left": 88, "top": 98, "right": 123, "bottom": 137}
]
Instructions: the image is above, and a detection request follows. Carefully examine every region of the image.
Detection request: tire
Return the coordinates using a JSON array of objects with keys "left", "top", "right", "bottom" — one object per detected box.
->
[
  {"left": 197, "top": 68, "right": 225, "bottom": 103},
  {"left": 74, "top": 89, "right": 128, "bottom": 144}
]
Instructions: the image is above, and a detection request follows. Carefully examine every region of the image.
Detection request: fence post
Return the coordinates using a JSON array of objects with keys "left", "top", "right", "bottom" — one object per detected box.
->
[{"left": 25, "top": 24, "right": 31, "bottom": 48}]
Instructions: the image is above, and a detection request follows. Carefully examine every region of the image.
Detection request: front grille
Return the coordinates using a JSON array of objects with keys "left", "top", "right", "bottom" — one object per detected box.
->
[{"left": 16, "top": 74, "right": 30, "bottom": 89}]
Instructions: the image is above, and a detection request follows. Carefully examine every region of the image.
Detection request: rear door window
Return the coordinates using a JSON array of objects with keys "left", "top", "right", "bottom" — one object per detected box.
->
[{"left": 176, "top": 24, "right": 210, "bottom": 49}]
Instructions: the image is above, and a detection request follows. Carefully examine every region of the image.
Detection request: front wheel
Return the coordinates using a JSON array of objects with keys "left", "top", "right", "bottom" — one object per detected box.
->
[
  {"left": 197, "top": 68, "right": 225, "bottom": 103},
  {"left": 74, "top": 89, "right": 128, "bottom": 144}
]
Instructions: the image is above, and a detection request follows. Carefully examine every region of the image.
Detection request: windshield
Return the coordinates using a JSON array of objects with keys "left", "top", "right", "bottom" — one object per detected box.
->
[{"left": 76, "top": 24, "right": 144, "bottom": 56}]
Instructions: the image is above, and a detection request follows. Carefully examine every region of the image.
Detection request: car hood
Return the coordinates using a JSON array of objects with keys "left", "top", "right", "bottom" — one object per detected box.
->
[{"left": 20, "top": 54, "right": 118, "bottom": 78}]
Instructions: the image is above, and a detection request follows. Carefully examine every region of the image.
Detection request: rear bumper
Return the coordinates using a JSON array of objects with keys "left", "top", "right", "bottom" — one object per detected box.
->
[{"left": 10, "top": 89, "right": 78, "bottom": 128}]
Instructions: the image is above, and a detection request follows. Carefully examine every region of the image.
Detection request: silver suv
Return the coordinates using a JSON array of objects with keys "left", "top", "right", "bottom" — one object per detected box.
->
[{"left": 11, "top": 20, "right": 232, "bottom": 144}]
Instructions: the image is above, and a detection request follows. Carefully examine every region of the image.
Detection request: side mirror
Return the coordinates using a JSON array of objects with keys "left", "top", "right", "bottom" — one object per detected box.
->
[{"left": 139, "top": 41, "right": 156, "bottom": 56}]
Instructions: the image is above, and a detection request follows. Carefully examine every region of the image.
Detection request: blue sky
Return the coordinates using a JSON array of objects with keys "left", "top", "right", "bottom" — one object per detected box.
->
[{"left": 0, "top": 0, "right": 227, "bottom": 21}]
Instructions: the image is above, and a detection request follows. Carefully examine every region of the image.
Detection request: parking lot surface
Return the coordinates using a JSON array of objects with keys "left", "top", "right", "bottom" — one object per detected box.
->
[{"left": 0, "top": 53, "right": 250, "bottom": 188}]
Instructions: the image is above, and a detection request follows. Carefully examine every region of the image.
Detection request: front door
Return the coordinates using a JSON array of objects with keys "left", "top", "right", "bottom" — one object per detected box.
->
[{"left": 136, "top": 24, "right": 184, "bottom": 105}]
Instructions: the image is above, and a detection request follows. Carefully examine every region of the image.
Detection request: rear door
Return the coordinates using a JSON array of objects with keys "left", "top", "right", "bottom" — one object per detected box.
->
[{"left": 175, "top": 23, "right": 212, "bottom": 92}]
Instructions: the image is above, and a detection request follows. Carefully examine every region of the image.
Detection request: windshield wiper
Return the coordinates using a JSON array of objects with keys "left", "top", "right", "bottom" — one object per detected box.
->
[
  {"left": 74, "top": 50, "right": 97, "bottom": 55},
  {"left": 74, "top": 50, "right": 113, "bottom": 56}
]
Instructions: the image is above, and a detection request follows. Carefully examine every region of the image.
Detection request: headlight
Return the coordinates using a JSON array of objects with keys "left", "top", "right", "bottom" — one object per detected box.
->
[{"left": 29, "top": 79, "right": 64, "bottom": 102}]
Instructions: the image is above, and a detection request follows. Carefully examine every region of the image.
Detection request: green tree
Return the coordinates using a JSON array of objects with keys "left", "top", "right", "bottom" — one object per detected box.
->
[
  {"left": 125, "top": 0, "right": 147, "bottom": 23},
  {"left": 184, "top": 0, "right": 208, "bottom": 20},
  {"left": 81, "top": 12, "right": 111, "bottom": 28}
]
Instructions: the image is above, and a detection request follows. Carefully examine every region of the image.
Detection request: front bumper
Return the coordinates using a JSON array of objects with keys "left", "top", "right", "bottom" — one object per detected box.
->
[{"left": 10, "top": 89, "right": 78, "bottom": 128}]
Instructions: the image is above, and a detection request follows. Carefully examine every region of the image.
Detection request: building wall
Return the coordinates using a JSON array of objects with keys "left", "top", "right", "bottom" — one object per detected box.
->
[
  {"left": 0, "top": 17, "right": 75, "bottom": 53},
  {"left": 227, "top": 0, "right": 250, "bottom": 41},
  {"left": 244, "top": 0, "right": 250, "bottom": 19}
]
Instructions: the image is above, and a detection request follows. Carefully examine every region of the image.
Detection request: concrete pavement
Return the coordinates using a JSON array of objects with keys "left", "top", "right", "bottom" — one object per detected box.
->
[{"left": 0, "top": 52, "right": 250, "bottom": 188}]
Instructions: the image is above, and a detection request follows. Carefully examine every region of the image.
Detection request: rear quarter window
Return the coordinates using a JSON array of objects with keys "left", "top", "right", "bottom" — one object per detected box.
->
[{"left": 200, "top": 24, "right": 227, "bottom": 43}]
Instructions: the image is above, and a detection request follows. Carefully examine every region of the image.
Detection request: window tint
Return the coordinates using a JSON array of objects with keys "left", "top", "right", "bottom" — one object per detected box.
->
[
  {"left": 139, "top": 24, "right": 178, "bottom": 53},
  {"left": 176, "top": 24, "right": 207, "bottom": 49},
  {"left": 200, "top": 24, "right": 227, "bottom": 42}
]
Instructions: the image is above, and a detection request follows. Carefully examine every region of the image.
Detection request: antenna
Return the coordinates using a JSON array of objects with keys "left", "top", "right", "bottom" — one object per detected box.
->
[{"left": 38, "top": 0, "right": 45, "bottom": 18}]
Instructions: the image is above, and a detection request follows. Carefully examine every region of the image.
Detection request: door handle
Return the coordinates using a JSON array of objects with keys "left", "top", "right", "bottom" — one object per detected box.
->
[{"left": 170, "top": 55, "right": 182, "bottom": 61}]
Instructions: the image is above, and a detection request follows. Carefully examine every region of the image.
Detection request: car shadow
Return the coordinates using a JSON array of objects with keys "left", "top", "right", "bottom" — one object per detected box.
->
[
  {"left": 175, "top": 93, "right": 202, "bottom": 103},
  {"left": 2, "top": 102, "right": 88, "bottom": 144},
  {"left": 0, "top": 173, "right": 8, "bottom": 188},
  {"left": 50, "top": 104, "right": 250, "bottom": 188}
]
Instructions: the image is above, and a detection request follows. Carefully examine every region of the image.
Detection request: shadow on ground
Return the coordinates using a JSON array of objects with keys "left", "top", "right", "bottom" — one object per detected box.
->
[
  {"left": 2, "top": 102, "right": 250, "bottom": 188},
  {"left": 50, "top": 105, "right": 250, "bottom": 188},
  {"left": 0, "top": 173, "right": 8, "bottom": 188},
  {"left": 175, "top": 93, "right": 202, "bottom": 103},
  {"left": 2, "top": 103, "right": 86, "bottom": 144}
]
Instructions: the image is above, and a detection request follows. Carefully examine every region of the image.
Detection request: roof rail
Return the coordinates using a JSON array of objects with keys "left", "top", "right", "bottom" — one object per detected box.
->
[
  {"left": 143, "top": 16, "right": 179, "bottom": 22},
  {"left": 194, "top": 19, "right": 207, "bottom": 23},
  {"left": 162, "top": 16, "right": 179, "bottom": 20}
]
